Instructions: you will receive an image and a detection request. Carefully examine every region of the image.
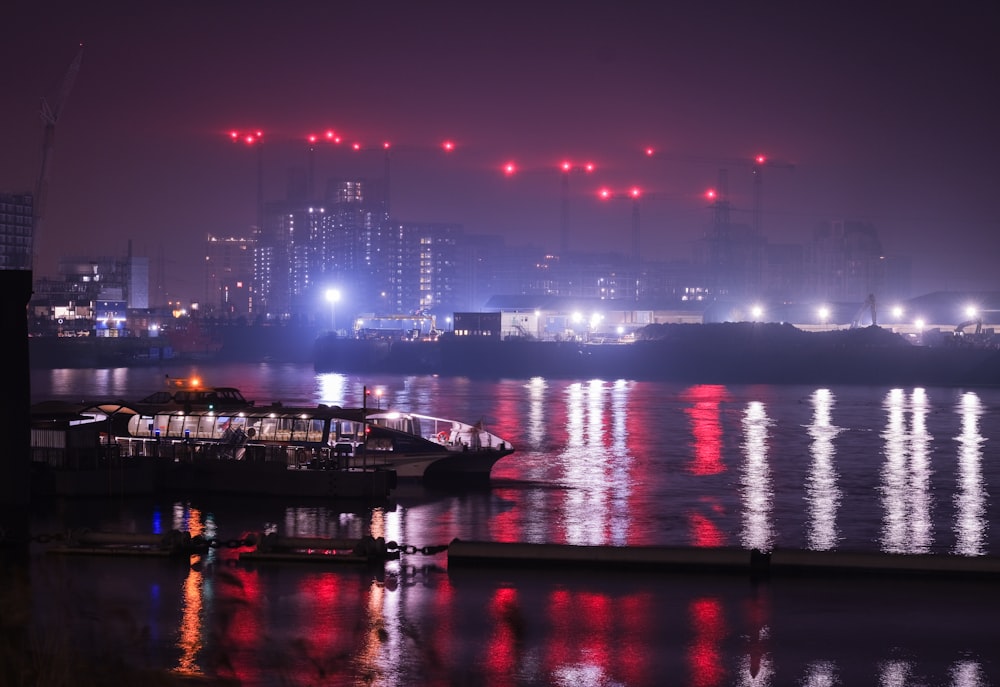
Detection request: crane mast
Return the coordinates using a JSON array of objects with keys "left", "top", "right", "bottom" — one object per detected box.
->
[{"left": 33, "top": 45, "right": 83, "bottom": 269}]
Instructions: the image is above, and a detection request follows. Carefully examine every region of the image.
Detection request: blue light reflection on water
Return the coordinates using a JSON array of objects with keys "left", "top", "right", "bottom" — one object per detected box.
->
[{"left": 27, "top": 365, "right": 1000, "bottom": 685}]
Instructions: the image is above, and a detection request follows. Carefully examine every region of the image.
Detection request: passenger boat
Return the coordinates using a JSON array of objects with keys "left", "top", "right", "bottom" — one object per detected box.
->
[
  {"left": 133, "top": 375, "right": 255, "bottom": 410},
  {"left": 30, "top": 400, "right": 158, "bottom": 497},
  {"left": 29, "top": 400, "right": 395, "bottom": 500},
  {"left": 30, "top": 388, "right": 515, "bottom": 494},
  {"left": 358, "top": 409, "right": 514, "bottom": 481},
  {"left": 122, "top": 402, "right": 515, "bottom": 483}
]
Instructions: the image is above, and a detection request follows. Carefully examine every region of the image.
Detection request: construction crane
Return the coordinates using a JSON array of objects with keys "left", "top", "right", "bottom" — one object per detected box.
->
[
  {"left": 750, "top": 155, "right": 795, "bottom": 236},
  {"left": 33, "top": 45, "right": 83, "bottom": 270},
  {"left": 645, "top": 148, "right": 794, "bottom": 235}
]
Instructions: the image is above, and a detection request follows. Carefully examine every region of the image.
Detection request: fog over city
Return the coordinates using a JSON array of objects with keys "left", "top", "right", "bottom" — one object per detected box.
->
[{"left": 2, "top": 0, "right": 997, "bottom": 303}]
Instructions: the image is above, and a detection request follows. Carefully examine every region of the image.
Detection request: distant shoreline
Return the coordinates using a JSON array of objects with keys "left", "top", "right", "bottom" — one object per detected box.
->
[{"left": 29, "top": 322, "right": 1000, "bottom": 387}]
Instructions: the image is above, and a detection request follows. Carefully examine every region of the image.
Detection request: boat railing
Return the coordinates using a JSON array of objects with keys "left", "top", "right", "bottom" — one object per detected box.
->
[{"left": 114, "top": 437, "right": 374, "bottom": 471}]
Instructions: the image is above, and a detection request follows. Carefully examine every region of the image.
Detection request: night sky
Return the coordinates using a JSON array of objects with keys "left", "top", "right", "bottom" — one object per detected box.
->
[{"left": 3, "top": 1, "right": 998, "bottom": 303}]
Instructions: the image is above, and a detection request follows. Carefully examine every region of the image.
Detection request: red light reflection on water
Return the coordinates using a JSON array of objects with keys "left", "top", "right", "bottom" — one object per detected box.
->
[
  {"left": 297, "top": 573, "right": 340, "bottom": 659},
  {"left": 484, "top": 586, "right": 520, "bottom": 683},
  {"left": 688, "top": 597, "right": 726, "bottom": 687},
  {"left": 198, "top": 565, "right": 265, "bottom": 683},
  {"left": 543, "top": 586, "right": 652, "bottom": 685},
  {"left": 489, "top": 487, "right": 523, "bottom": 542},
  {"left": 689, "top": 507, "right": 728, "bottom": 547},
  {"left": 682, "top": 384, "right": 729, "bottom": 476},
  {"left": 682, "top": 385, "right": 733, "bottom": 548}
]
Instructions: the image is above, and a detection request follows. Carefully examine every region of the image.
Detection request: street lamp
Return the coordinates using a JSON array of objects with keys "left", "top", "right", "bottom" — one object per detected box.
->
[
  {"left": 325, "top": 288, "right": 341, "bottom": 334},
  {"left": 817, "top": 306, "right": 830, "bottom": 330}
]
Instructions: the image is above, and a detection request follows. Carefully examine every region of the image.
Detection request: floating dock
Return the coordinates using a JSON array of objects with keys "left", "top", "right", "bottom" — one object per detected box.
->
[
  {"left": 46, "top": 530, "right": 205, "bottom": 558},
  {"left": 238, "top": 533, "right": 396, "bottom": 565},
  {"left": 446, "top": 539, "right": 1000, "bottom": 579}
]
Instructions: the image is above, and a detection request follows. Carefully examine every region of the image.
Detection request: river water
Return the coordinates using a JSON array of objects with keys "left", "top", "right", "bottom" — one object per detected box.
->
[{"left": 19, "top": 362, "right": 1000, "bottom": 686}]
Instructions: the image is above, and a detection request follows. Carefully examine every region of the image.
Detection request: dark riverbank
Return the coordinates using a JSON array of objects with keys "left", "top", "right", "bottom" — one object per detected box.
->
[
  {"left": 315, "top": 323, "right": 1000, "bottom": 386},
  {"left": 28, "top": 322, "right": 1000, "bottom": 387},
  {"left": 28, "top": 322, "right": 320, "bottom": 369}
]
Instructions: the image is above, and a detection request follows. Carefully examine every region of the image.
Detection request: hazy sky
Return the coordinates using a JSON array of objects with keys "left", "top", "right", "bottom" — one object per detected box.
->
[{"left": 3, "top": 0, "right": 998, "bottom": 302}]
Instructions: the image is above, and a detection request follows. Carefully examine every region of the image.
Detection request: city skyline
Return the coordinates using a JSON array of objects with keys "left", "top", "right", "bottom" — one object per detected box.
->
[{"left": 2, "top": 1, "right": 997, "bottom": 303}]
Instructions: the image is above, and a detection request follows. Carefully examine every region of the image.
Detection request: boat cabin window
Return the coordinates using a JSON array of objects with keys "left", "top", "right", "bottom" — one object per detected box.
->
[
  {"left": 126, "top": 411, "right": 323, "bottom": 444},
  {"left": 371, "top": 415, "right": 418, "bottom": 435},
  {"left": 331, "top": 420, "right": 364, "bottom": 443},
  {"left": 139, "top": 391, "right": 173, "bottom": 405}
]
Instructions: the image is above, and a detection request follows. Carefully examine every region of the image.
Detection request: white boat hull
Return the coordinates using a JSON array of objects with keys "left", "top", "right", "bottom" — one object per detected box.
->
[{"left": 348, "top": 448, "right": 513, "bottom": 481}]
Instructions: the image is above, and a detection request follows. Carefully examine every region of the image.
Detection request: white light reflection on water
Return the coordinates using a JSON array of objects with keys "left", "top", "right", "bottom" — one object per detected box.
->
[
  {"left": 950, "top": 660, "right": 990, "bottom": 686},
  {"left": 736, "top": 652, "right": 774, "bottom": 686},
  {"left": 316, "top": 372, "right": 349, "bottom": 406},
  {"left": 805, "top": 388, "right": 843, "bottom": 550},
  {"left": 800, "top": 660, "right": 838, "bottom": 686},
  {"left": 560, "top": 381, "right": 613, "bottom": 545},
  {"left": 527, "top": 376, "right": 548, "bottom": 447},
  {"left": 607, "top": 379, "right": 632, "bottom": 545},
  {"left": 880, "top": 388, "right": 934, "bottom": 553},
  {"left": 954, "top": 391, "right": 988, "bottom": 556},
  {"left": 740, "top": 401, "right": 773, "bottom": 552},
  {"left": 878, "top": 659, "right": 914, "bottom": 686}
]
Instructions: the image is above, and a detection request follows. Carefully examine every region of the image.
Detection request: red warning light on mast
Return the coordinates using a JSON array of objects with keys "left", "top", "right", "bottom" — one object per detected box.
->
[{"left": 229, "top": 129, "right": 262, "bottom": 146}]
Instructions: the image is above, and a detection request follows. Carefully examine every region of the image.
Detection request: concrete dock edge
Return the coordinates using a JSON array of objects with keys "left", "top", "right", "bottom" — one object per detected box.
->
[{"left": 447, "top": 539, "right": 1000, "bottom": 578}]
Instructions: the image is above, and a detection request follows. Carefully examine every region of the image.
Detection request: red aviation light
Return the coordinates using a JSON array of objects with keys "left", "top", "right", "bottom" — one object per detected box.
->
[
  {"left": 583, "top": 162, "right": 595, "bottom": 172},
  {"left": 229, "top": 129, "right": 261, "bottom": 145},
  {"left": 560, "top": 160, "right": 572, "bottom": 172},
  {"left": 503, "top": 161, "right": 517, "bottom": 175},
  {"left": 325, "top": 130, "right": 339, "bottom": 142},
  {"left": 352, "top": 142, "right": 362, "bottom": 151},
  {"left": 598, "top": 188, "right": 612, "bottom": 199},
  {"left": 442, "top": 140, "right": 455, "bottom": 152},
  {"left": 383, "top": 141, "right": 391, "bottom": 150},
  {"left": 754, "top": 154, "right": 766, "bottom": 165},
  {"left": 645, "top": 147, "right": 656, "bottom": 157},
  {"left": 705, "top": 189, "right": 717, "bottom": 200},
  {"left": 629, "top": 187, "right": 641, "bottom": 199},
  {"left": 307, "top": 133, "right": 318, "bottom": 144}
]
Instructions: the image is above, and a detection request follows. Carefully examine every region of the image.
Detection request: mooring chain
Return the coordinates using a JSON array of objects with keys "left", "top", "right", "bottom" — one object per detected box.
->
[
  {"left": 5, "top": 528, "right": 449, "bottom": 558},
  {"left": 385, "top": 541, "right": 450, "bottom": 556}
]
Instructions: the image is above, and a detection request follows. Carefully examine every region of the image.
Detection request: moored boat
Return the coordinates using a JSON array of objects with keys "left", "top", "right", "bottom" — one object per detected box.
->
[
  {"left": 133, "top": 375, "right": 255, "bottom": 411},
  {"left": 359, "top": 409, "right": 514, "bottom": 481},
  {"left": 120, "top": 401, "right": 514, "bottom": 483},
  {"left": 29, "top": 399, "right": 395, "bottom": 500},
  {"left": 30, "top": 387, "right": 515, "bottom": 495}
]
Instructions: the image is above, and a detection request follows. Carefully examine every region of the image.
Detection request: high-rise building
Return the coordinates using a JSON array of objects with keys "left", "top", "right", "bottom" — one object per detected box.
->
[
  {"left": 0, "top": 192, "right": 33, "bottom": 271},
  {"left": 204, "top": 234, "right": 255, "bottom": 315},
  {"left": 389, "top": 222, "right": 464, "bottom": 315},
  {"left": 807, "top": 219, "right": 886, "bottom": 302}
]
